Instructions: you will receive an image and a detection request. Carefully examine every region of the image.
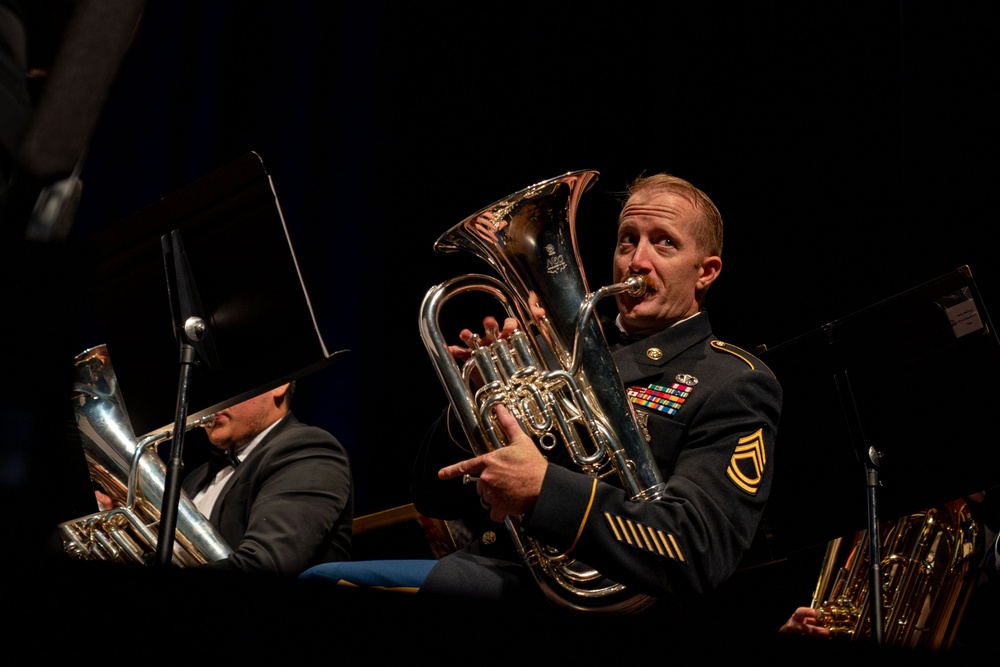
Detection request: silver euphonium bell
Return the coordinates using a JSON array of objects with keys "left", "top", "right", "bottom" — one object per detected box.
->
[
  {"left": 58, "top": 344, "right": 233, "bottom": 566},
  {"left": 419, "top": 170, "right": 665, "bottom": 612}
]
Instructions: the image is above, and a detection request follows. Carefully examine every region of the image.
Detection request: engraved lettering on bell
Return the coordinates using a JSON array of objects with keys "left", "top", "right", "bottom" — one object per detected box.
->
[{"left": 545, "top": 243, "right": 568, "bottom": 274}]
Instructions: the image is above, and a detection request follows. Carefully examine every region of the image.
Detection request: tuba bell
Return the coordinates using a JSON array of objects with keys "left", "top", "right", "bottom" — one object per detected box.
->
[
  {"left": 58, "top": 344, "right": 233, "bottom": 566},
  {"left": 809, "top": 498, "right": 982, "bottom": 650},
  {"left": 419, "top": 170, "right": 665, "bottom": 612}
]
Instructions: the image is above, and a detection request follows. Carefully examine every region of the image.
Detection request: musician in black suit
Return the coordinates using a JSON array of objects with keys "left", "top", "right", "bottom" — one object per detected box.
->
[
  {"left": 301, "top": 172, "right": 782, "bottom": 615},
  {"left": 178, "top": 381, "right": 354, "bottom": 577}
]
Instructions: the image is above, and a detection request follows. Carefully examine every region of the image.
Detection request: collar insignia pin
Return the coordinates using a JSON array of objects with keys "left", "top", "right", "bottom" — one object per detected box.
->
[{"left": 646, "top": 347, "right": 663, "bottom": 361}]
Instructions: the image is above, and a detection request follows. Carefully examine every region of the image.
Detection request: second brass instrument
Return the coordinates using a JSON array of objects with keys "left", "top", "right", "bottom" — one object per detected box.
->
[
  {"left": 810, "top": 499, "right": 981, "bottom": 650},
  {"left": 419, "top": 170, "right": 665, "bottom": 612},
  {"left": 58, "top": 345, "right": 232, "bottom": 566}
]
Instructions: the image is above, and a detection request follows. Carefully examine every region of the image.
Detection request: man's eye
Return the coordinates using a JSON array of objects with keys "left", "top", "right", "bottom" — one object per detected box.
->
[
  {"left": 618, "top": 233, "right": 637, "bottom": 246},
  {"left": 656, "top": 237, "right": 675, "bottom": 248}
]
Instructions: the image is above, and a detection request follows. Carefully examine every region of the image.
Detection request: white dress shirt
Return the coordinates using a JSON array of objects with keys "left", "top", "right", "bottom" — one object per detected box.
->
[{"left": 191, "top": 419, "right": 281, "bottom": 518}]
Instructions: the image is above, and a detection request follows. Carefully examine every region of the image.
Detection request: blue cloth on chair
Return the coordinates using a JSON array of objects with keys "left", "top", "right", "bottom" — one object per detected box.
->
[{"left": 298, "top": 559, "right": 437, "bottom": 593}]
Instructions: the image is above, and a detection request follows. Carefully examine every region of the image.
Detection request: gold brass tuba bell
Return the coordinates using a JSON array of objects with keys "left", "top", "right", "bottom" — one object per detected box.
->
[
  {"left": 58, "top": 345, "right": 233, "bottom": 566},
  {"left": 810, "top": 498, "right": 982, "bottom": 650},
  {"left": 419, "top": 170, "right": 665, "bottom": 612}
]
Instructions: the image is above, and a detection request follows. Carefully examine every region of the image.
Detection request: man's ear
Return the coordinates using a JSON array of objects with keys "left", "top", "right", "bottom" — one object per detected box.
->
[
  {"left": 271, "top": 383, "right": 290, "bottom": 403},
  {"left": 698, "top": 255, "right": 722, "bottom": 290}
]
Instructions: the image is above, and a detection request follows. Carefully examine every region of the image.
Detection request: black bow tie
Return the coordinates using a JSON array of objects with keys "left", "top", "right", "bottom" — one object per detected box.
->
[{"left": 206, "top": 445, "right": 241, "bottom": 477}]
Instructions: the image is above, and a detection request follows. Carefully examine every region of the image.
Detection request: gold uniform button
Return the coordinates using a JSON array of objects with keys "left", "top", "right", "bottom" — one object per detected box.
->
[
  {"left": 482, "top": 531, "right": 497, "bottom": 545},
  {"left": 646, "top": 347, "right": 663, "bottom": 360}
]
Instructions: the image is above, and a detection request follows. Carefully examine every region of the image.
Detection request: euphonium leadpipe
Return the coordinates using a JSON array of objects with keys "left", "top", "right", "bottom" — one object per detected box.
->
[
  {"left": 810, "top": 498, "right": 981, "bottom": 651},
  {"left": 419, "top": 170, "right": 665, "bottom": 612},
  {"left": 58, "top": 344, "right": 233, "bottom": 566}
]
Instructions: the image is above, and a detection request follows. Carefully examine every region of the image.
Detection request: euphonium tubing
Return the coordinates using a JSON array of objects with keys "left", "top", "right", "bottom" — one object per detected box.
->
[
  {"left": 419, "top": 170, "right": 664, "bottom": 612},
  {"left": 59, "top": 345, "right": 233, "bottom": 566}
]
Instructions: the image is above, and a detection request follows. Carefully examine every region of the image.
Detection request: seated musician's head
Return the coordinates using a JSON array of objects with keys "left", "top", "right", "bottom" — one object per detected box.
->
[{"left": 204, "top": 381, "right": 295, "bottom": 450}]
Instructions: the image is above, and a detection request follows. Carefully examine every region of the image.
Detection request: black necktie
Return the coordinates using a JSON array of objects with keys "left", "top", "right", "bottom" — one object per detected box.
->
[{"left": 609, "top": 329, "right": 648, "bottom": 351}]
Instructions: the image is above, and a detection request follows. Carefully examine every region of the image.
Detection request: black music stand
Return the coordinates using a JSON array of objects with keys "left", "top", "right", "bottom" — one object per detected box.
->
[
  {"left": 755, "top": 265, "right": 1000, "bottom": 644},
  {"left": 84, "top": 151, "right": 347, "bottom": 565}
]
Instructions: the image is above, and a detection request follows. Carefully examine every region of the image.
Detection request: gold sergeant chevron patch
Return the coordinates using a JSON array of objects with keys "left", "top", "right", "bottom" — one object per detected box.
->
[
  {"left": 727, "top": 428, "right": 766, "bottom": 495},
  {"left": 602, "top": 512, "right": 685, "bottom": 562}
]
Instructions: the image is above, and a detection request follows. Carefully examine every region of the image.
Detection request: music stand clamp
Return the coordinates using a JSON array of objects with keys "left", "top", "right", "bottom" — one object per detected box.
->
[{"left": 155, "top": 230, "right": 219, "bottom": 567}]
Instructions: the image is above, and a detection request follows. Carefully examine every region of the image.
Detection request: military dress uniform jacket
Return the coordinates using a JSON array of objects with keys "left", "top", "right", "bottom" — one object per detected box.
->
[
  {"left": 181, "top": 412, "right": 354, "bottom": 578},
  {"left": 415, "top": 310, "right": 781, "bottom": 603},
  {"left": 521, "top": 311, "right": 782, "bottom": 599}
]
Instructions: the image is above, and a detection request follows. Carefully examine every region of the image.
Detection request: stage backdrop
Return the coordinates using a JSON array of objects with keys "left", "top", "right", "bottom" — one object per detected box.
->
[{"left": 64, "top": 2, "right": 1000, "bottom": 525}]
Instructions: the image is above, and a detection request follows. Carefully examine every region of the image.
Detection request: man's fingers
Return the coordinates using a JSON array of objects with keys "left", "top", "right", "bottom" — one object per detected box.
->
[
  {"left": 439, "top": 457, "right": 483, "bottom": 481},
  {"left": 500, "top": 317, "right": 520, "bottom": 337},
  {"left": 493, "top": 404, "right": 529, "bottom": 445},
  {"left": 438, "top": 462, "right": 463, "bottom": 480}
]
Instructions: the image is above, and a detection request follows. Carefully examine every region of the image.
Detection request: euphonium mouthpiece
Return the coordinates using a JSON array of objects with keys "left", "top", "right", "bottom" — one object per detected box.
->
[
  {"left": 623, "top": 275, "right": 648, "bottom": 297},
  {"left": 195, "top": 413, "right": 216, "bottom": 428}
]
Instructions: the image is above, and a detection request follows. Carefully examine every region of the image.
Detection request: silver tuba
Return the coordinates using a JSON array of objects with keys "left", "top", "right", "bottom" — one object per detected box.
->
[
  {"left": 58, "top": 344, "right": 233, "bottom": 566},
  {"left": 419, "top": 170, "right": 665, "bottom": 612}
]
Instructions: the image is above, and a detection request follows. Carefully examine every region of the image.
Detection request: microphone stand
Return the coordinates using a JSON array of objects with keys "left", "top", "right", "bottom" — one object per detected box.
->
[{"left": 155, "top": 230, "right": 219, "bottom": 567}]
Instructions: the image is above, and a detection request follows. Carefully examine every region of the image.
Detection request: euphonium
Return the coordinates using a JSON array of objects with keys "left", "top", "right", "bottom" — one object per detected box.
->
[
  {"left": 810, "top": 498, "right": 981, "bottom": 650},
  {"left": 419, "top": 170, "right": 665, "bottom": 612},
  {"left": 58, "top": 344, "right": 233, "bottom": 566}
]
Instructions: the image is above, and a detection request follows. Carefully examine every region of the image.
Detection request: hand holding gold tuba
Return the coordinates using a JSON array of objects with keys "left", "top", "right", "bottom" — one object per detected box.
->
[{"left": 799, "top": 498, "right": 982, "bottom": 650}]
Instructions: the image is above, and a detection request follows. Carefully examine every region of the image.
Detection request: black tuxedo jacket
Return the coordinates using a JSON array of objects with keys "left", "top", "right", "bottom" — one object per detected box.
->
[{"left": 182, "top": 412, "right": 353, "bottom": 577}]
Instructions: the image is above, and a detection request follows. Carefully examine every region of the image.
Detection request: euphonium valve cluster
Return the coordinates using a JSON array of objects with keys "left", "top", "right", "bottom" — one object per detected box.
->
[
  {"left": 419, "top": 170, "right": 664, "bottom": 612},
  {"left": 58, "top": 345, "right": 232, "bottom": 566}
]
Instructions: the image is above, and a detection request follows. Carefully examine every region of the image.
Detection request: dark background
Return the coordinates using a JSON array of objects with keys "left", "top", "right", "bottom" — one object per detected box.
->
[
  {"left": 66, "top": 1, "right": 1000, "bottom": 516},
  {"left": 11, "top": 1, "right": 999, "bottom": 653}
]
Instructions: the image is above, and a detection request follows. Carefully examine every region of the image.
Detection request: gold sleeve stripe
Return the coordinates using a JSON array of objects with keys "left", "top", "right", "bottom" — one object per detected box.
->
[
  {"left": 565, "top": 477, "right": 598, "bottom": 555},
  {"left": 626, "top": 520, "right": 643, "bottom": 548},
  {"left": 666, "top": 532, "right": 685, "bottom": 562},
  {"left": 614, "top": 514, "right": 634, "bottom": 546},
  {"left": 653, "top": 531, "right": 674, "bottom": 559},
  {"left": 605, "top": 513, "right": 624, "bottom": 542},
  {"left": 636, "top": 523, "right": 657, "bottom": 554},
  {"left": 602, "top": 512, "right": 685, "bottom": 562}
]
